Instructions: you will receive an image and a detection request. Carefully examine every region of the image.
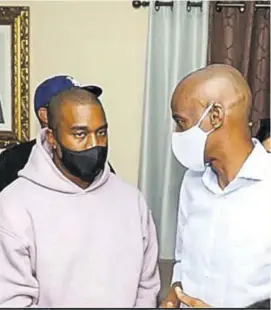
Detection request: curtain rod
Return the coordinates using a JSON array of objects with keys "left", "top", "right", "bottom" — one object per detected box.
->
[
  {"left": 216, "top": 1, "right": 270, "bottom": 13},
  {"left": 132, "top": 1, "right": 173, "bottom": 11},
  {"left": 132, "top": 1, "right": 203, "bottom": 11},
  {"left": 132, "top": 1, "right": 271, "bottom": 12},
  {"left": 132, "top": 1, "right": 204, "bottom": 11}
]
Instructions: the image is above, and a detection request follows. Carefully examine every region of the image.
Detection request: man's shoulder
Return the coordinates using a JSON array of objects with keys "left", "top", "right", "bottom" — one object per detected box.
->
[
  {"left": 108, "top": 173, "right": 151, "bottom": 210},
  {"left": 178, "top": 169, "right": 206, "bottom": 203},
  {"left": 0, "top": 178, "right": 31, "bottom": 218},
  {"left": 0, "top": 139, "right": 36, "bottom": 191},
  {"left": 0, "top": 177, "right": 31, "bottom": 201},
  {"left": 0, "top": 178, "right": 34, "bottom": 239},
  {"left": 0, "top": 140, "right": 36, "bottom": 167},
  {"left": 255, "top": 151, "right": 271, "bottom": 182},
  {"left": 1, "top": 139, "right": 36, "bottom": 158},
  {"left": 183, "top": 169, "right": 204, "bottom": 183},
  {"left": 109, "top": 173, "right": 142, "bottom": 196}
]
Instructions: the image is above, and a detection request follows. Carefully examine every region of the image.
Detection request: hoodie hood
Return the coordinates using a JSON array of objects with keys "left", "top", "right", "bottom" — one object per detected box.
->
[{"left": 18, "top": 128, "right": 110, "bottom": 194}]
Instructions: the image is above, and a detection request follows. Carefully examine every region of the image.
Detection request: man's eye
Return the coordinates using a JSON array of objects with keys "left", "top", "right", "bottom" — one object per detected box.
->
[
  {"left": 74, "top": 132, "right": 86, "bottom": 138},
  {"left": 176, "top": 121, "right": 183, "bottom": 131},
  {"left": 98, "top": 130, "right": 107, "bottom": 137}
]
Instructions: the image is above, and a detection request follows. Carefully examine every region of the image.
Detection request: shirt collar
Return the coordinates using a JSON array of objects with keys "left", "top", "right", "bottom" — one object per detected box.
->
[
  {"left": 237, "top": 138, "right": 269, "bottom": 181},
  {"left": 202, "top": 139, "right": 270, "bottom": 194}
]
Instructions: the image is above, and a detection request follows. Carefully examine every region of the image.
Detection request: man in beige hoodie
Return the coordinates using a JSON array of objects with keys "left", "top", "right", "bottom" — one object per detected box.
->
[{"left": 0, "top": 76, "right": 160, "bottom": 308}]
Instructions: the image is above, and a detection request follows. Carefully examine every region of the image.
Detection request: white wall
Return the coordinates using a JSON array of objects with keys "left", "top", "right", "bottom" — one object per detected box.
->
[{"left": 3, "top": 0, "right": 148, "bottom": 185}]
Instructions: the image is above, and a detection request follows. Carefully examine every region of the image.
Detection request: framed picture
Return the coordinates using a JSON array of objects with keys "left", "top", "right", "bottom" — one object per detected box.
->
[{"left": 0, "top": 6, "right": 29, "bottom": 148}]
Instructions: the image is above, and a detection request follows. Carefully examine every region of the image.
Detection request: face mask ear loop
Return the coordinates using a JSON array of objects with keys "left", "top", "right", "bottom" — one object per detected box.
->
[{"left": 196, "top": 103, "right": 216, "bottom": 134}]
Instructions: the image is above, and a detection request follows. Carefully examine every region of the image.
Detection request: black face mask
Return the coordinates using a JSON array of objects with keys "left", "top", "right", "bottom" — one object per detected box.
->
[{"left": 58, "top": 144, "right": 108, "bottom": 183}]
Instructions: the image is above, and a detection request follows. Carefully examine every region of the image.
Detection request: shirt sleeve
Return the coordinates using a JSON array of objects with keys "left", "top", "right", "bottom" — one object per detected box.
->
[{"left": 171, "top": 175, "right": 188, "bottom": 285}]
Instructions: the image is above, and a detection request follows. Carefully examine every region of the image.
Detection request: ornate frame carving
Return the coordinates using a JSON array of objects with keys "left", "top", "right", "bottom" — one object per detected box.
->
[{"left": 0, "top": 6, "right": 29, "bottom": 148}]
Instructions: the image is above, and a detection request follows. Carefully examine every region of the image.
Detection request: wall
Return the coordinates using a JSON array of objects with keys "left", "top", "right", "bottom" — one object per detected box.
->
[{"left": 2, "top": 0, "right": 148, "bottom": 185}]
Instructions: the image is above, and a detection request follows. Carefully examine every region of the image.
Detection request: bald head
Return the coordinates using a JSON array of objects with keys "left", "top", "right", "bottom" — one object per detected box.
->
[
  {"left": 172, "top": 64, "right": 252, "bottom": 127},
  {"left": 47, "top": 87, "right": 103, "bottom": 131},
  {"left": 171, "top": 65, "right": 254, "bottom": 184},
  {"left": 171, "top": 64, "right": 254, "bottom": 167}
]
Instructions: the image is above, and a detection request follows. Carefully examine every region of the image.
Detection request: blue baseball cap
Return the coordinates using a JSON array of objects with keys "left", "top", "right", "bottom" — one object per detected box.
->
[{"left": 34, "top": 75, "right": 103, "bottom": 112}]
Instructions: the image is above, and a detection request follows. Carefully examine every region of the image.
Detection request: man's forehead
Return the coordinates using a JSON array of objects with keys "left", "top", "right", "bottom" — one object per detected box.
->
[
  {"left": 172, "top": 90, "right": 203, "bottom": 112},
  {"left": 173, "top": 72, "right": 243, "bottom": 106},
  {"left": 59, "top": 99, "right": 102, "bottom": 114},
  {"left": 172, "top": 77, "right": 217, "bottom": 112},
  {"left": 58, "top": 101, "right": 106, "bottom": 128}
]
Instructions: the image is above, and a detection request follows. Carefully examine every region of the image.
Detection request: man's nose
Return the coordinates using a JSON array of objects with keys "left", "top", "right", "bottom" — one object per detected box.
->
[
  {"left": 88, "top": 133, "right": 98, "bottom": 147},
  {"left": 175, "top": 124, "right": 181, "bottom": 132}
]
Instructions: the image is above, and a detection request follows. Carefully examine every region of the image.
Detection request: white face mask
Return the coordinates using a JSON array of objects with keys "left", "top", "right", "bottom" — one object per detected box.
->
[{"left": 172, "top": 104, "right": 215, "bottom": 171}]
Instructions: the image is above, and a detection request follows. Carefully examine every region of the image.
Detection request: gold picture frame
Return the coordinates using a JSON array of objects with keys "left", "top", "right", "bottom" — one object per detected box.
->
[{"left": 0, "top": 6, "right": 29, "bottom": 148}]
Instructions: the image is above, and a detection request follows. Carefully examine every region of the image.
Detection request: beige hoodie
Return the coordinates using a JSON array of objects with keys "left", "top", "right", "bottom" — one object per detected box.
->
[{"left": 0, "top": 129, "right": 160, "bottom": 307}]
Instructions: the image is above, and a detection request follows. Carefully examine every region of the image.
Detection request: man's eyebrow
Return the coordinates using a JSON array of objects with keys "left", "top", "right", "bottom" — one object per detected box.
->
[
  {"left": 95, "top": 123, "right": 108, "bottom": 132},
  {"left": 69, "top": 123, "right": 108, "bottom": 132},
  {"left": 172, "top": 114, "right": 179, "bottom": 120},
  {"left": 172, "top": 114, "right": 186, "bottom": 121},
  {"left": 172, "top": 112, "right": 188, "bottom": 121},
  {"left": 70, "top": 125, "right": 89, "bottom": 131}
]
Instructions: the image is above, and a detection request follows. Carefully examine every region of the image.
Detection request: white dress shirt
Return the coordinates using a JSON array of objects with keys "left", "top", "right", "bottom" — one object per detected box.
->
[{"left": 172, "top": 139, "right": 271, "bottom": 307}]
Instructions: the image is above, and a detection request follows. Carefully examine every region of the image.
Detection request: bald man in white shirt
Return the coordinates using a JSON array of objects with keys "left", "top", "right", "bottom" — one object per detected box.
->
[{"left": 160, "top": 64, "right": 271, "bottom": 308}]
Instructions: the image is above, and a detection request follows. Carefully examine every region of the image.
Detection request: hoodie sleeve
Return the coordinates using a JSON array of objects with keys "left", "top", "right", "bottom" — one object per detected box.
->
[
  {"left": 135, "top": 194, "right": 160, "bottom": 308},
  {"left": 0, "top": 187, "right": 39, "bottom": 308},
  {"left": 0, "top": 227, "right": 39, "bottom": 307}
]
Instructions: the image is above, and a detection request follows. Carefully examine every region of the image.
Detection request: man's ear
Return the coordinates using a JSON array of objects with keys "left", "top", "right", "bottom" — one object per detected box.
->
[
  {"left": 37, "top": 107, "right": 48, "bottom": 127},
  {"left": 46, "top": 128, "right": 56, "bottom": 150},
  {"left": 209, "top": 102, "right": 224, "bottom": 129}
]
